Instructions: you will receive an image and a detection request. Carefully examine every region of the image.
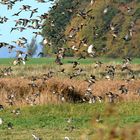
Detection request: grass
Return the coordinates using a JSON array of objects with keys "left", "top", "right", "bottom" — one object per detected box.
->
[
  {"left": 0, "top": 57, "right": 140, "bottom": 66},
  {"left": 0, "top": 57, "right": 140, "bottom": 80},
  {"left": 0, "top": 102, "right": 140, "bottom": 140},
  {"left": 0, "top": 58, "right": 140, "bottom": 139}
]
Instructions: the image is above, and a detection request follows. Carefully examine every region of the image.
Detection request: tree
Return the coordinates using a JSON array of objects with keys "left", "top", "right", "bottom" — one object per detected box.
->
[
  {"left": 42, "top": 0, "right": 82, "bottom": 54},
  {"left": 42, "top": 0, "right": 140, "bottom": 57},
  {"left": 26, "top": 37, "right": 38, "bottom": 57}
]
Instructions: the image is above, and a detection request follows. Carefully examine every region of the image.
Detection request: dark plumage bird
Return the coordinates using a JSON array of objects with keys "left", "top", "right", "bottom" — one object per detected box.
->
[
  {"left": 36, "top": 0, "right": 46, "bottom": 3},
  {"left": 119, "top": 85, "right": 128, "bottom": 94},
  {"left": 10, "top": 27, "right": 18, "bottom": 33},
  {"left": 33, "top": 31, "right": 42, "bottom": 38},
  {"left": 38, "top": 52, "right": 44, "bottom": 57},
  {"left": 0, "top": 42, "right": 9, "bottom": 48},
  {"left": 69, "top": 68, "right": 83, "bottom": 79},
  {"left": 77, "top": 9, "right": 93, "bottom": 19},
  {"left": 58, "top": 68, "right": 65, "bottom": 73},
  {"left": 106, "top": 92, "right": 119, "bottom": 103},
  {"left": 12, "top": 11, "right": 22, "bottom": 16},
  {"left": 8, "top": 45, "right": 16, "bottom": 53},
  {"left": 0, "top": 16, "right": 8, "bottom": 23},
  {"left": 19, "top": 5, "right": 31, "bottom": 11},
  {"left": 19, "top": 18, "right": 30, "bottom": 27},
  {"left": 97, "top": 96, "right": 103, "bottom": 103},
  {"left": 14, "top": 19, "right": 22, "bottom": 26},
  {"left": 55, "top": 55, "right": 63, "bottom": 65},
  {"left": 38, "top": 13, "right": 49, "bottom": 22},
  {"left": 71, "top": 61, "right": 80, "bottom": 68},
  {"left": 1, "top": 67, "right": 13, "bottom": 76},
  {"left": 0, "top": 105, "right": 4, "bottom": 111},
  {"left": 94, "top": 61, "right": 102, "bottom": 69},
  {"left": 7, "top": 122, "right": 13, "bottom": 129},
  {"left": 30, "top": 8, "right": 38, "bottom": 18},
  {"left": 85, "top": 75, "right": 96, "bottom": 87},
  {"left": 11, "top": 108, "right": 21, "bottom": 115},
  {"left": 105, "top": 65, "right": 115, "bottom": 80},
  {"left": 28, "top": 76, "right": 38, "bottom": 89},
  {"left": 19, "top": 37, "right": 27, "bottom": 44}
]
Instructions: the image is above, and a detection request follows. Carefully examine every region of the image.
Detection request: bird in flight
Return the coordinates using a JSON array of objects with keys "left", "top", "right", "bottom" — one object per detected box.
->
[
  {"left": 30, "top": 8, "right": 38, "bottom": 18},
  {"left": 36, "top": 0, "right": 47, "bottom": 3}
]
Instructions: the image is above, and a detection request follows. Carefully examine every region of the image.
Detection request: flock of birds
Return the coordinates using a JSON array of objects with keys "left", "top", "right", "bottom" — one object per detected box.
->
[
  {"left": 0, "top": 56, "right": 140, "bottom": 140},
  {"left": 0, "top": 0, "right": 140, "bottom": 140},
  {"left": 0, "top": 0, "right": 138, "bottom": 64},
  {"left": 0, "top": 0, "right": 140, "bottom": 111},
  {"left": 0, "top": 56, "right": 140, "bottom": 105},
  {"left": 1, "top": 0, "right": 94, "bottom": 65},
  {"left": 66, "top": 0, "right": 138, "bottom": 57},
  {"left": 0, "top": 0, "right": 55, "bottom": 64}
]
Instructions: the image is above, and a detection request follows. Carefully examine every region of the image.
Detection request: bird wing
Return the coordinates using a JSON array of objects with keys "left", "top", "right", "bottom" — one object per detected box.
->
[
  {"left": 87, "top": 44, "right": 93, "bottom": 53},
  {"left": 30, "top": 11, "right": 34, "bottom": 18}
]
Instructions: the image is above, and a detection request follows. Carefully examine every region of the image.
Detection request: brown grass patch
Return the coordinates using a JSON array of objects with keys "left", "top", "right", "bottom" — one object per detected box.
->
[{"left": 0, "top": 77, "right": 140, "bottom": 107}]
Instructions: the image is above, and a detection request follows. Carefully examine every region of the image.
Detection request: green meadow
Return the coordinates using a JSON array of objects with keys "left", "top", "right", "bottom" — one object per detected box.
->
[{"left": 0, "top": 103, "right": 140, "bottom": 140}]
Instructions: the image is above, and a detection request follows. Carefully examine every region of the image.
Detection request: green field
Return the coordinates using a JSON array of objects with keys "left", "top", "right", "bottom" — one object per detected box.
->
[
  {"left": 0, "top": 57, "right": 140, "bottom": 140},
  {"left": 0, "top": 103, "right": 140, "bottom": 140},
  {"left": 0, "top": 57, "right": 140, "bottom": 65}
]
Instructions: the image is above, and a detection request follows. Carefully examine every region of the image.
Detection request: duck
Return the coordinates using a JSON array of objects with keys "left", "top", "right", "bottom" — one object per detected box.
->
[
  {"left": 119, "top": 85, "right": 128, "bottom": 94},
  {"left": 32, "top": 134, "right": 42, "bottom": 140},
  {"left": 7, "top": 122, "right": 13, "bottom": 129},
  {"left": 30, "top": 8, "right": 38, "bottom": 18},
  {"left": 0, "top": 118, "right": 3, "bottom": 125},
  {"left": 64, "top": 137, "right": 70, "bottom": 140},
  {"left": 87, "top": 44, "right": 96, "bottom": 57},
  {"left": 106, "top": 92, "right": 118, "bottom": 103},
  {"left": 11, "top": 108, "right": 21, "bottom": 115},
  {"left": 0, "top": 105, "right": 4, "bottom": 111}
]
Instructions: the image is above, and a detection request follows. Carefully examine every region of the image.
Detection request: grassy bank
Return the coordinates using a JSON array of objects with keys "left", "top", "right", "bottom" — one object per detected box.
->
[{"left": 0, "top": 102, "right": 140, "bottom": 140}]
